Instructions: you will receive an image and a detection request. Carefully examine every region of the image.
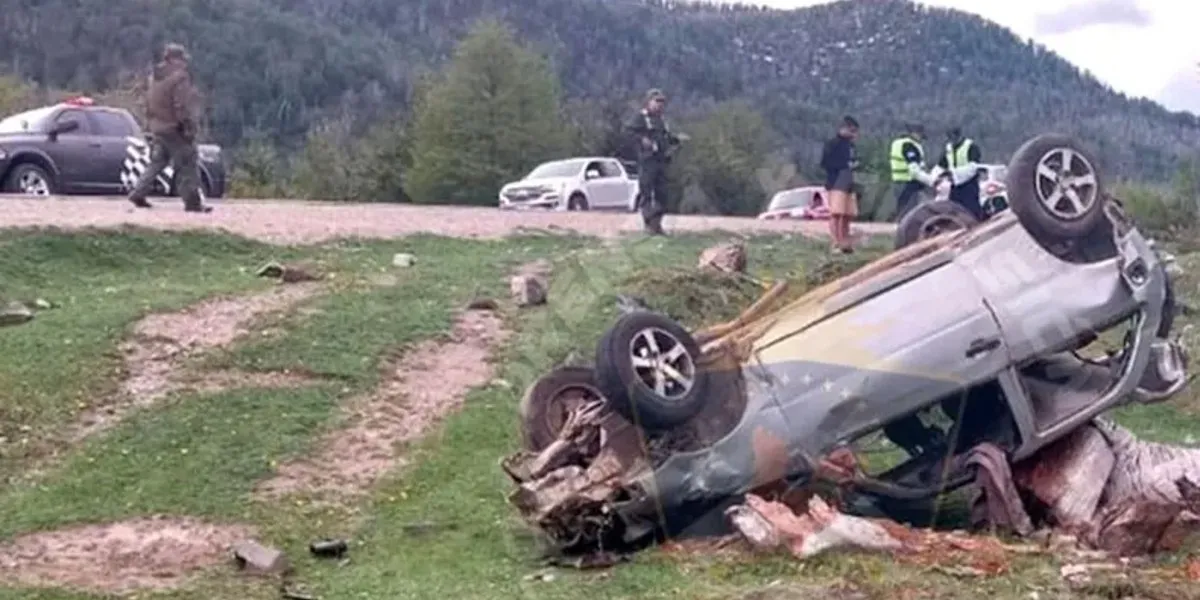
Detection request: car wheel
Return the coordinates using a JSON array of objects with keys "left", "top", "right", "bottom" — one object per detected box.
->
[
  {"left": 3, "top": 163, "right": 55, "bottom": 196},
  {"left": 894, "top": 201, "right": 980, "bottom": 249},
  {"left": 567, "top": 193, "right": 589, "bottom": 211},
  {"left": 594, "top": 311, "right": 710, "bottom": 431},
  {"left": 1006, "top": 134, "right": 1107, "bottom": 244},
  {"left": 518, "top": 365, "right": 608, "bottom": 451}
]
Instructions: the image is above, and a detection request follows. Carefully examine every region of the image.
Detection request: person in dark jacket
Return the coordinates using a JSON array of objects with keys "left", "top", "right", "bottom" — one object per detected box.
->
[
  {"left": 128, "top": 43, "right": 210, "bottom": 213},
  {"left": 820, "top": 115, "right": 860, "bottom": 252},
  {"left": 937, "top": 127, "right": 984, "bottom": 220},
  {"left": 626, "top": 88, "right": 680, "bottom": 235}
]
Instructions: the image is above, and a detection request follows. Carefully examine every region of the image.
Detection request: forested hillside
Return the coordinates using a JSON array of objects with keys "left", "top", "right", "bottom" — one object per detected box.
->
[{"left": 1, "top": 0, "right": 1197, "bottom": 188}]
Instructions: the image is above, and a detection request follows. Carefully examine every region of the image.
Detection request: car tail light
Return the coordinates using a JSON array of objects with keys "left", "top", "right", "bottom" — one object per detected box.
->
[
  {"left": 984, "top": 182, "right": 1001, "bottom": 195},
  {"left": 62, "top": 96, "right": 94, "bottom": 106}
]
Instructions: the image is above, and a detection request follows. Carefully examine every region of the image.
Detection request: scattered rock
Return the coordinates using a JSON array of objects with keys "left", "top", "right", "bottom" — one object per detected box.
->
[
  {"left": 0, "top": 300, "right": 34, "bottom": 326},
  {"left": 698, "top": 239, "right": 748, "bottom": 273},
  {"left": 231, "top": 539, "right": 290, "bottom": 575},
  {"left": 511, "top": 274, "right": 547, "bottom": 307},
  {"left": 0, "top": 517, "right": 253, "bottom": 593},
  {"left": 32, "top": 298, "right": 53, "bottom": 310},
  {"left": 392, "top": 253, "right": 415, "bottom": 267}
]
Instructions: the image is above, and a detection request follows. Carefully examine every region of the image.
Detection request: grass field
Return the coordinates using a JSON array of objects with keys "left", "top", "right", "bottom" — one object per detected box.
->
[{"left": 1, "top": 226, "right": 1198, "bottom": 600}]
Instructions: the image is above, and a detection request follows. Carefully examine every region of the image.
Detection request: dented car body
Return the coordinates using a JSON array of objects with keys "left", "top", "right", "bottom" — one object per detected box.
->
[{"left": 503, "top": 134, "right": 1190, "bottom": 553}]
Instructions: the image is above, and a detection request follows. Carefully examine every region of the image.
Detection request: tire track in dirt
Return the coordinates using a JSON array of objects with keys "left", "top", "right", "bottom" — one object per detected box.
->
[
  {"left": 70, "top": 282, "right": 323, "bottom": 443},
  {"left": 0, "top": 516, "right": 252, "bottom": 594},
  {"left": 255, "top": 307, "right": 509, "bottom": 501}
]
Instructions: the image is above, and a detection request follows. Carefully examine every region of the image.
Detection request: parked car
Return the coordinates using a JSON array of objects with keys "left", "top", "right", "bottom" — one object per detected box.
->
[
  {"left": 0, "top": 96, "right": 226, "bottom": 198},
  {"left": 498, "top": 157, "right": 638, "bottom": 212},
  {"left": 756, "top": 186, "right": 830, "bottom": 220},
  {"left": 504, "top": 134, "right": 1187, "bottom": 552}
]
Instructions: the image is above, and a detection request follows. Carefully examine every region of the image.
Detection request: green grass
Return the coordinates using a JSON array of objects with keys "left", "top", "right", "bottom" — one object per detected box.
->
[{"left": 2, "top": 227, "right": 1200, "bottom": 600}]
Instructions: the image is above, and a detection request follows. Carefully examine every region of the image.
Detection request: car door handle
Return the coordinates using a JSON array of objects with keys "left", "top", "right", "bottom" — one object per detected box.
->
[
  {"left": 966, "top": 337, "right": 1001, "bottom": 358},
  {"left": 88, "top": 142, "right": 102, "bottom": 148}
]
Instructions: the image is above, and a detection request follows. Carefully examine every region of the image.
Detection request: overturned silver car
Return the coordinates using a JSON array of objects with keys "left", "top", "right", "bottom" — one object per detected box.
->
[{"left": 502, "top": 134, "right": 1190, "bottom": 556}]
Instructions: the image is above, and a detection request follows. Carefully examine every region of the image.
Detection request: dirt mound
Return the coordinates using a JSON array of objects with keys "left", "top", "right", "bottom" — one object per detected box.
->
[
  {"left": 620, "top": 268, "right": 764, "bottom": 329},
  {"left": 0, "top": 516, "right": 252, "bottom": 593},
  {"left": 69, "top": 283, "right": 321, "bottom": 442},
  {"left": 256, "top": 308, "right": 509, "bottom": 500}
]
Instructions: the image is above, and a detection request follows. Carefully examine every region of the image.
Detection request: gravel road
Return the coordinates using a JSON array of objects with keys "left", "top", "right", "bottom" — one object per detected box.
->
[{"left": 0, "top": 196, "right": 896, "bottom": 244}]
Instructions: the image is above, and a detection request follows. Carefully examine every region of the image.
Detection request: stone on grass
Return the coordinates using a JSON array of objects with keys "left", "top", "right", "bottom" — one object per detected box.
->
[
  {"left": 0, "top": 301, "right": 34, "bottom": 327},
  {"left": 231, "top": 540, "right": 290, "bottom": 575},
  {"left": 392, "top": 253, "right": 415, "bottom": 268},
  {"left": 511, "top": 275, "right": 547, "bottom": 307}
]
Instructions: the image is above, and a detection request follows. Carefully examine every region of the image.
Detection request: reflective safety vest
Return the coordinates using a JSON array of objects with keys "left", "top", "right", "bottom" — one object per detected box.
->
[
  {"left": 945, "top": 138, "right": 975, "bottom": 169},
  {"left": 889, "top": 136, "right": 924, "bottom": 183}
]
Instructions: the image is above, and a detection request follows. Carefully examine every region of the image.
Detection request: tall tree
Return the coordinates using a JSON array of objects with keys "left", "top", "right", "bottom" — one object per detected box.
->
[
  {"left": 682, "top": 100, "right": 772, "bottom": 216},
  {"left": 404, "top": 19, "right": 571, "bottom": 205}
]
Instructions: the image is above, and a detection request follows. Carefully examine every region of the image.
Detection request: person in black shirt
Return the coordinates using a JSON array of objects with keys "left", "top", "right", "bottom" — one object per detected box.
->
[
  {"left": 820, "top": 115, "right": 860, "bottom": 253},
  {"left": 626, "top": 88, "right": 681, "bottom": 235}
]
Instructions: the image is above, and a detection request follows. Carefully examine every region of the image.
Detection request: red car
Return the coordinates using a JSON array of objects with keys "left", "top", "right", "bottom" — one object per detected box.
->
[{"left": 756, "top": 185, "right": 830, "bottom": 220}]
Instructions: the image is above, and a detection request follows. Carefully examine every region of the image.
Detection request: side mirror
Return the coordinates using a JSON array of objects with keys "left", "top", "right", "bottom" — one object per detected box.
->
[
  {"left": 48, "top": 120, "right": 79, "bottom": 140},
  {"left": 585, "top": 169, "right": 600, "bottom": 180}
]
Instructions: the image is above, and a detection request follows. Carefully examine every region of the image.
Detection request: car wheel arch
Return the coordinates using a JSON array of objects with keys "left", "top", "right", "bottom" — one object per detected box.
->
[{"left": 1, "top": 151, "right": 60, "bottom": 188}]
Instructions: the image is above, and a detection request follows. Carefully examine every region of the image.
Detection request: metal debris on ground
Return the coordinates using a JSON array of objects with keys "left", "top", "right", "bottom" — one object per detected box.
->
[
  {"left": 256, "top": 262, "right": 321, "bottom": 283},
  {"left": 308, "top": 539, "right": 348, "bottom": 558}
]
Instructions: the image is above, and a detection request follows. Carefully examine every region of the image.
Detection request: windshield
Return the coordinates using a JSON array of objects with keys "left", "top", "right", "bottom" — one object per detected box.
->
[
  {"left": 767, "top": 188, "right": 815, "bottom": 211},
  {"left": 526, "top": 160, "right": 586, "bottom": 179},
  {"left": 0, "top": 106, "right": 55, "bottom": 134}
]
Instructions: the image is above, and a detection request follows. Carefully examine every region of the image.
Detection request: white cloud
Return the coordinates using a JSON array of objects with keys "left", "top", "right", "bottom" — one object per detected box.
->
[{"left": 714, "top": 0, "right": 1198, "bottom": 113}]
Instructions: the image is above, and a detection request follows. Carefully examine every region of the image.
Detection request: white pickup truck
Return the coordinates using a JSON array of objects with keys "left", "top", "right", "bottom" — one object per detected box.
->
[{"left": 498, "top": 157, "right": 639, "bottom": 212}]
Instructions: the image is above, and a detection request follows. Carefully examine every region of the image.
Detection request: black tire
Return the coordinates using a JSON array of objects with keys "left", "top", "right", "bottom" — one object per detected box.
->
[
  {"left": 1159, "top": 263, "right": 1176, "bottom": 339},
  {"left": 518, "top": 365, "right": 606, "bottom": 451},
  {"left": 594, "top": 311, "right": 709, "bottom": 431},
  {"left": 2, "top": 163, "right": 55, "bottom": 196},
  {"left": 567, "top": 193, "right": 589, "bottom": 211},
  {"left": 894, "top": 201, "right": 980, "bottom": 250},
  {"left": 1006, "top": 134, "right": 1107, "bottom": 244}
]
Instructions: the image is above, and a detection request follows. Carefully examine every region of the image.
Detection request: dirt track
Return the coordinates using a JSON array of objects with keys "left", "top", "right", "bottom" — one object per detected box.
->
[{"left": 0, "top": 197, "right": 896, "bottom": 244}]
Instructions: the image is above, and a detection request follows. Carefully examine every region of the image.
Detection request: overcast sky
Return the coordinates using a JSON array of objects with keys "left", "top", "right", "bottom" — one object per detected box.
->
[{"left": 727, "top": 0, "right": 1200, "bottom": 114}]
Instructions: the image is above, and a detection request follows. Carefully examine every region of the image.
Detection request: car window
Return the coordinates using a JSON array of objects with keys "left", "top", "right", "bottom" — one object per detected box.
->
[
  {"left": 0, "top": 106, "right": 56, "bottom": 134},
  {"left": 88, "top": 110, "right": 138, "bottom": 137},
  {"left": 600, "top": 160, "right": 623, "bottom": 178},
  {"left": 54, "top": 109, "right": 90, "bottom": 135},
  {"left": 767, "top": 189, "right": 814, "bottom": 211},
  {"left": 584, "top": 162, "right": 604, "bottom": 177},
  {"left": 526, "top": 160, "right": 586, "bottom": 179}
]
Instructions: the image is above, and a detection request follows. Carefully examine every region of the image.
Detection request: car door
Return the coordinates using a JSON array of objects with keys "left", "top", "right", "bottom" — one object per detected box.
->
[
  {"left": 587, "top": 160, "right": 628, "bottom": 208},
  {"left": 42, "top": 108, "right": 99, "bottom": 193},
  {"left": 753, "top": 257, "right": 1010, "bottom": 445},
  {"left": 85, "top": 109, "right": 142, "bottom": 194}
]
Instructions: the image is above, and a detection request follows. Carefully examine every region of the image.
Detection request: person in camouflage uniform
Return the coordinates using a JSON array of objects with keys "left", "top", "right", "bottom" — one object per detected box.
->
[
  {"left": 626, "top": 88, "right": 680, "bottom": 236},
  {"left": 128, "top": 43, "right": 210, "bottom": 212}
]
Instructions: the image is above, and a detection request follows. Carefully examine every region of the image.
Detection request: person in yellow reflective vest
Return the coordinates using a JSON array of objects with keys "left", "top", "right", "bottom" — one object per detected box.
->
[
  {"left": 937, "top": 127, "right": 985, "bottom": 220},
  {"left": 888, "top": 123, "right": 935, "bottom": 221}
]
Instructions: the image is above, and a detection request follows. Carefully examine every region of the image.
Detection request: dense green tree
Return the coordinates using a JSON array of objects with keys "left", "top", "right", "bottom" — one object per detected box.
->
[
  {"left": 680, "top": 101, "right": 772, "bottom": 216},
  {"left": 405, "top": 19, "right": 572, "bottom": 205},
  {"left": 3, "top": 0, "right": 1200, "bottom": 186}
]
